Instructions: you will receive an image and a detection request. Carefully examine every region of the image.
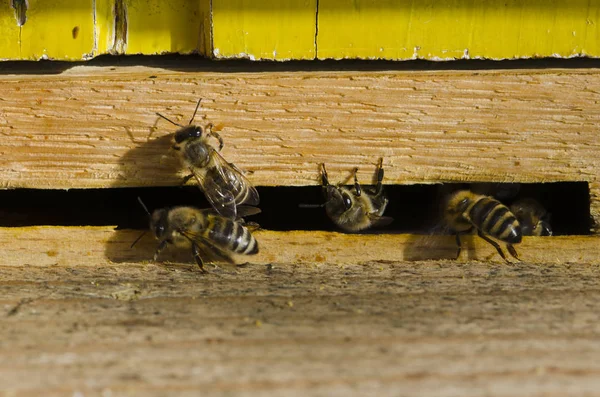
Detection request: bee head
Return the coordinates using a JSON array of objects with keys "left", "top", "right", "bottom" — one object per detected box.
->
[
  {"left": 324, "top": 186, "right": 354, "bottom": 214},
  {"left": 150, "top": 209, "right": 169, "bottom": 239},
  {"left": 446, "top": 190, "right": 473, "bottom": 215},
  {"left": 174, "top": 125, "right": 203, "bottom": 143}
]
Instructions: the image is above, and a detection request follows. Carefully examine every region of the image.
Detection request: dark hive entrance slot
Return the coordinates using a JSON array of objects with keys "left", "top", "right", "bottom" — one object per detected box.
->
[{"left": 0, "top": 182, "right": 591, "bottom": 235}]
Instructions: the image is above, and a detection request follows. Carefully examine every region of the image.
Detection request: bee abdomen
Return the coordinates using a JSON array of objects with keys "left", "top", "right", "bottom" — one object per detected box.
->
[
  {"left": 469, "top": 197, "right": 522, "bottom": 244},
  {"left": 209, "top": 217, "right": 258, "bottom": 255}
]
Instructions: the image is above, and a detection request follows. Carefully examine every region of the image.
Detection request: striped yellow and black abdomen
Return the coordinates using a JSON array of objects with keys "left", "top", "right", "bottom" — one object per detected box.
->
[
  {"left": 468, "top": 197, "right": 522, "bottom": 244},
  {"left": 205, "top": 216, "right": 259, "bottom": 255}
]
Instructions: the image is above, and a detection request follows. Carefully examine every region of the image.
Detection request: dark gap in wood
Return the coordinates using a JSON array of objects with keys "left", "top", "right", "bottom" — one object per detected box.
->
[
  {"left": 2, "top": 55, "right": 600, "bottom": 75},
  {"left": 0, "top": 182, "right": 590, "bottom": 235}
]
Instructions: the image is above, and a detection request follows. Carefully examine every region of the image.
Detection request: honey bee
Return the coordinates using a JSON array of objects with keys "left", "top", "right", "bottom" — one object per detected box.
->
[
  {"left": 134, "top": 198, "right": 259, "bottom": 272},
  {"left": 510, "top": 198, "right": 552, "bottom": 236},
  {"left": 319, "top": 158, "right": 393, "bottom": 232},
  {"left": 444, "top": 190, "right": 522, "bottom": 261},
  {"left": 156, "top": 99, "right": 259, "bottom": 219}
]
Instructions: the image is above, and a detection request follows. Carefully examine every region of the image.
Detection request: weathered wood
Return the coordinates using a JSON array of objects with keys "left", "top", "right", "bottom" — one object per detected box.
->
[
  {"left": 2, "top": 261, "right": 600, "bottom": 396},
  {"left": 2, "top": 226, "right": 599, "bottom": 267},
  {"left": 0, "top": 67, "right": 598, "bottom": 187},
  {"left": 1, "top": 66, "right": 599, "bottom": 229}
]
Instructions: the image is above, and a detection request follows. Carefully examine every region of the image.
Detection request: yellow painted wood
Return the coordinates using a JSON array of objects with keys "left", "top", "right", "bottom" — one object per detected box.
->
[
  {"left": 0, "top": 2, "right": 21, "bottom": 59},
  {"left": 317, "top": 0, "right": 600, "bottom": 60},
  {"left": 1, "top": 0, "right": 95, "bottom": 60},
  {"left": 2, "top": 0, "right": 600, "bottom": 60},
  {"left": 95, "top": 0, "right": 115, "bottom": 55},
  {"left": 211, "top": 0, "right": 317, "bottom": 60},
  {"left": 124, "top": 0, "right": 206, "bottom": 55}
]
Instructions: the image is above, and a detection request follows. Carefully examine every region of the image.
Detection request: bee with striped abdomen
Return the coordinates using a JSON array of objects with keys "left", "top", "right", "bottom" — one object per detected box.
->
[
  {"left": 444, "top": 190, "right": 522, "bottom": 261},
  {"left": 319, "top": 158, "right": 393, "bottom": 232},
  {"left": 135, "top": 199, "right": 259, "bottom": 272},
  {"left": 156, "top": 99, "right": 259, "bottom": 219},
  {"left": 510, "top": 198, "right": 552, "bottom": 236}
]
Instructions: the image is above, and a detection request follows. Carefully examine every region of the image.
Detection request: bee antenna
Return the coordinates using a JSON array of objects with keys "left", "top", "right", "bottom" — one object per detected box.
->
[
  {"left": 156, "top": 112, "right": 185, "bottom": 128},
  {"left": 130, "top": 230, "right": 147, "bottom": 249},
  {"left": 137, "top": 197, "right": 151, "bottom": 217},
  {"left": 189, "top": 98, "right": 202, "bottom": 125},
  {"left": 299, "top": 203, "right": 325, "bottom": 209}
]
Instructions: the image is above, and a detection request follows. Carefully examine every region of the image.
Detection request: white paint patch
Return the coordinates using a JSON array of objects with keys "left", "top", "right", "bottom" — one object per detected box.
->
[
  {"left": 413, "top": 46, "right": 421, "bottom": 59},
  {"left": 463, "top": 48, "right": 470, "bottom": 59},
  {"left": 213, "top": 48, "right": 220, "bottom": 56}
]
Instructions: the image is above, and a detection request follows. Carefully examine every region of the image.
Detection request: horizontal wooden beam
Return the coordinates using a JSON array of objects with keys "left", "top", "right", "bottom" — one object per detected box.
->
[
  {"left": 1, "top": 67, "right": 599, "bottom": 188},
  {"left": 3, "top": 227, "right": 600, "bottom": 267},
  {"left": 1, "top": 66, "right": 599, "bottom": 231},
  {"left": 4, "top": 261, "right": 600, "bottom": 395},
  {"left": 3, "top": 1, "right": 600, "bottom": 61}
]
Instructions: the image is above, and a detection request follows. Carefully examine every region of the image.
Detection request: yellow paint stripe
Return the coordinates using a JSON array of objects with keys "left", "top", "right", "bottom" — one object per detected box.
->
[
  {"left": 211, "top": 0, "right": 317, "bottom": 60},
  {"left": 317, "top": 0, "right": 600, "bottom": 60},
  {"left": 124, "top": 0, "right": 204, "bottom": 55},
  {"left": 1, "top": 1, "right": 599, "bottom": 60},
  {"left": 1, "top": 0, "right": 95, "bottom": 60},
  {"left": 0, "top": 2, "right": 21, "bottom": 60}
]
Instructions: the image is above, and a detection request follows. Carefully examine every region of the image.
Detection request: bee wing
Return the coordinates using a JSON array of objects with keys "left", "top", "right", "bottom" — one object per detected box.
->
[
  {"left": 218, "top": 157, "right": 260, "bottom": 206},
  {"left": 202, "top": 176, "right": 238, "bottom": 219},
  {"left": 195, "top": 206, "right": 261, "bottom": 222},
  {"left": 236, "top": 205, "right": 262, "bottom": 218},
  {"left": 180, "top": 230, "right": 235, "bottom": 265},
  {"left": 403, "top": 222, "right": 463, "bottom": 261},
  {"left": 368, "top": 215, "right": 394, "bottom": 228},
  {"left": 193, "top": 153, "right": 259, "bottom": 218}
]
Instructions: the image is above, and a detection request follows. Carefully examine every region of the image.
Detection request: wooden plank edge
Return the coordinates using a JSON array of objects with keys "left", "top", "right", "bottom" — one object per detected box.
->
[
  {"left": 0, "top": 67, "right": 599, "bottom": 189},
  {"left": 3, "top": 226, "right": 599, "bottom": 267}
]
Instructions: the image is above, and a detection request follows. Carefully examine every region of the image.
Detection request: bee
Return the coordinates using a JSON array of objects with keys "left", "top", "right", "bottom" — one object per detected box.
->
[
  {"left": 319, "top": 158, "right": 393, "bottom": 232},
  {"left": 444, "top": 190, "right": 522, "bottom": 261},
  {"left": 510, "top": 198, "right": 552, "bottom": 236},
  {"left": 134, "top": 198, "right": 259, "bottom": 272},
  {"left": 156, "top": 99, "right": 260, "bottom": 219}
]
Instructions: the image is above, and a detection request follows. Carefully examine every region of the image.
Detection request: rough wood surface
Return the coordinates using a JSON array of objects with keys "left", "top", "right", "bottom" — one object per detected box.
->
[
  {"left": 2, "top": 261, "right": 600, "bottom": 396},
  {"left": 2, "top": 226, "right": 599, "bottom": 267},
  {"left": 0, "top": 66, "right": 598, "bottom": 188}
]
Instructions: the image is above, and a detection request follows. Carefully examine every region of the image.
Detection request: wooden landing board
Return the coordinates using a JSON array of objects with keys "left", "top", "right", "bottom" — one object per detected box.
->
[
  {"left": 0, "top": 66, "right": 599, "bottom": 229},
  {"left": 2, "top": 227, "right": 599, "bottom": 267},
  {"left": 3, "top": 262, "right": 600, "bottom": 395}
]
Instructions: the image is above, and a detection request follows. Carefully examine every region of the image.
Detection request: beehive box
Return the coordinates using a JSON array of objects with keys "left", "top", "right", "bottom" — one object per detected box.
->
[{"left": 2, "top": 2, "right": 600, "bottom": 396}]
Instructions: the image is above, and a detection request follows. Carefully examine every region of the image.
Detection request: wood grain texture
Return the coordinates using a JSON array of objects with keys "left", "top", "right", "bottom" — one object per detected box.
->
[
  {"left": 2, "top": 261, "right": 600, "bottom": 396},
  {"left": 0, "top": 67, "right": 599, "bottom": 188},
  {"left": 2, "top": 227, "right": 599, "bottom": 267},
  {"left": 1, "top": 66, "right": 599, "bottom": 229}
]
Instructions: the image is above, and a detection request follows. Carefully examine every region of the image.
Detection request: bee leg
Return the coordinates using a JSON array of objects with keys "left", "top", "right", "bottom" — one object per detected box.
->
[
  {"left": 507, "top": 244, "right": 520, "bottom": 260},
  {"left": 320, "top": 163, "right": 330, "bottom": 186},
  {"left": 454, "top": 233, "right": 463, "bottom": 259},
  {"left": 476, "top": 230, "right": 508, "bottom": 262},
  {"left": 454, "top": 229, "right": 473, "bottom": 260},
  {"left": 191, "top": 243, "right": 208, "bottom": 273},
  {"left": 375, "top": 157, "right": 384, "bottom": 196},
  {"left": 181, "top": 174, "right": 194, "bottom": 185},
  {"left": 153, "top": 240, "right": 168, "bottom": 262},
  {"left": 205, "top": 125, "right": 224, "bottom": 151},
  {"left": 352, "top": 168, "right": 362, "bottom": 197}
]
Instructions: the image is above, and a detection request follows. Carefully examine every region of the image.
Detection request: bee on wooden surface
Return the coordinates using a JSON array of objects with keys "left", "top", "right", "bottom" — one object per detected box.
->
[
  {"left": 317, "top": 158, "right": 393, "bottom": 232},
  {"left": 444, "top": 190, "right": 522, "bottom": 262},
  {"left": 510, "top": 198, "right": 552, "bottom": 236},
  {"left": 134, "top": 198, "right": 259, "bottom": 272},
  {"left": 156, "top": 99, "right": 260, "bottom": 219}
]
